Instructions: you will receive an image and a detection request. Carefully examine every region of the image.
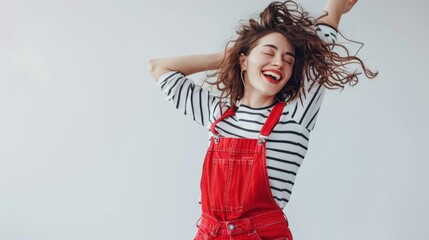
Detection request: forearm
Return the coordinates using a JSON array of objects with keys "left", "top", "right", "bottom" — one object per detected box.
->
[
  {"left": 148, "top": 53, "right": 224, "bottom": 81},
  {"left": 316, "top": 0, "right": 349, "bottom": 30}
]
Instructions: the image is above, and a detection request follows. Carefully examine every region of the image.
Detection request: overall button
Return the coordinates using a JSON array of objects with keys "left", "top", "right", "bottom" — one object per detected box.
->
[{"left": 227, "top": 223, "right": 236, "bottom": 230}]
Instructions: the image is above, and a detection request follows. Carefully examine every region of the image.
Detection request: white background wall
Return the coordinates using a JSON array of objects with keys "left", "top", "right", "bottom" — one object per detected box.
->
[{"left": 1, "top": 0, "right": 428, "bottom": 239}]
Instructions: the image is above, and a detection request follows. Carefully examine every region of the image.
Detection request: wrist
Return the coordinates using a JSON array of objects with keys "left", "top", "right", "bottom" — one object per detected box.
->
[{"left": 205, "top": 53, "right": 224, "bottom": 70}]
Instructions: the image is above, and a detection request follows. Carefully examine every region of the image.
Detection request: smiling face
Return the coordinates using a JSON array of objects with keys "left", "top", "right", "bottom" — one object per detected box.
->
[{"left": 240, "top": 32, "right": 295, "bottom": 107}]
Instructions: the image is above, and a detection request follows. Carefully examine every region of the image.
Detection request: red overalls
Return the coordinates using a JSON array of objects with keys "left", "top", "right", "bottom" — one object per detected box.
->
[{"left": 195, "top": 102, "right": 293, "bottom": 240}]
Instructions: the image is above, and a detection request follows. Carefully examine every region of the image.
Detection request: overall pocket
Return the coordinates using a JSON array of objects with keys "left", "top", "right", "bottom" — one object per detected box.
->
[
  {"left": 253, "top": 220, "right": 292, "bottom": 240},
  {"left": 209, "top": 157, "right": 254, "bottom": 211}
]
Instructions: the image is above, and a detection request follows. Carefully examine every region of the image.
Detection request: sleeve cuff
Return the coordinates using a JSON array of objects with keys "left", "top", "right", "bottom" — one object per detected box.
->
[{"left": 315, "top": 22, "right": 338, "bottom": 33}]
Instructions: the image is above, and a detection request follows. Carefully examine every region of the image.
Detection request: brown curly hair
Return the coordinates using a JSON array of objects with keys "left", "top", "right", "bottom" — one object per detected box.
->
[{"left": 208, "top": 0, "right": 377, "bottom": 111}]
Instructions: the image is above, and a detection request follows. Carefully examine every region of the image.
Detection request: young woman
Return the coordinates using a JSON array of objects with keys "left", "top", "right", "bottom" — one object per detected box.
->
[{"left": 149, "top": 0, "right": 376, "bottom": 239}]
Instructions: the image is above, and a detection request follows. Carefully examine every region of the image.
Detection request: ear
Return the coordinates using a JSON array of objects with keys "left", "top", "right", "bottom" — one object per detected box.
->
[{"left": 239, "top": 53, "right": 247, "bottom": 70}]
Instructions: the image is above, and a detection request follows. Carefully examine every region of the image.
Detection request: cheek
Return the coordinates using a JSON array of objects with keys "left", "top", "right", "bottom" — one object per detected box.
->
[
  {"left": 247, "top": 55, "right": 266, "bottom": 68},
  {"left": 286, "top": 64, "right": 294, "bottom": 76}
]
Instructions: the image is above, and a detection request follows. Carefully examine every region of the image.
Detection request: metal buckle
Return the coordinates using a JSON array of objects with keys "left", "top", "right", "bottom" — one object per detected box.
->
[{"left": 258, "top": 135, "right": 267, "bottom": 145}]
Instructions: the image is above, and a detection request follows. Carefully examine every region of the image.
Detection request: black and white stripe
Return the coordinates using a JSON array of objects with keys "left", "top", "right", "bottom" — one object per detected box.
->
[{"left": 156, "top": 25, "right": 337, "bottom": 208}]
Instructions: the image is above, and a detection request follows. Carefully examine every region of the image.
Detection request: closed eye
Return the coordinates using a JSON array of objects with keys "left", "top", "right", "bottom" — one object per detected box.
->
[{"left": 284, "top": 57, "right": 294, "bottom": 65}]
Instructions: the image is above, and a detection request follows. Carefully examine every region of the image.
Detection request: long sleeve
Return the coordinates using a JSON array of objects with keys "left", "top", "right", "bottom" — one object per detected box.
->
[
  {"left": 290, "top": 24, "right": 338, "bottom": 131},
  {"left": 156, "top": 71, "right": 221, "bottom": 127}
]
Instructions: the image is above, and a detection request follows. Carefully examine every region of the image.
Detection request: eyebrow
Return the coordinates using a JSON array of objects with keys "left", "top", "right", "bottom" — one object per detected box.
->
[{"left": 262, "top": 44, "right": 295, "bottom": 57}]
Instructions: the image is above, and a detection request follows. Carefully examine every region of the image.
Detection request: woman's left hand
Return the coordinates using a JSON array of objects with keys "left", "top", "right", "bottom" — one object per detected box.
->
[
  {"left": 317, "top": 0, "right": 358, "bottom": 29},
  {"left": 341, "top": 0, "right": 358, "bottom": 14}
]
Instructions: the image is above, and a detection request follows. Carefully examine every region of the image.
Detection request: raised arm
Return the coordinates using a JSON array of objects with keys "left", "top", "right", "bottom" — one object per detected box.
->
[
  {"left": 148, "top": 52, "right": 224, "bottom": 81},
  {"left": 316, "top": 0, "right": 358, "bottom": 29}
]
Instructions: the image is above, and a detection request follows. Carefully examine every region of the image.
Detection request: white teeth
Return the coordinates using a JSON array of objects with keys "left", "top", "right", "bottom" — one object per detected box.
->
[{"left": 263, "top": 71, "right": 281, "bottom": 81}]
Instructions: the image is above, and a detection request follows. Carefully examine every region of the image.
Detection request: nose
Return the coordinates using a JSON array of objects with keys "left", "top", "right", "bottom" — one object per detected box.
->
[{"left": 272, "top": 57, "right": 283, "bottom": 68}]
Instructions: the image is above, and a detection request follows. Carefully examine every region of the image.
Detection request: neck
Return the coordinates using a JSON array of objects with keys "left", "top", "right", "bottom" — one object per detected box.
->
[{"left": 240, "top": 94, "right": 275, "bottom": 108}]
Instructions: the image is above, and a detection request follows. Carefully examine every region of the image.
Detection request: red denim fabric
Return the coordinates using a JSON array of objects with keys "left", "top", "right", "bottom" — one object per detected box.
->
[{"left": 195, "top": 102, "right": 293, "bottom": 240}]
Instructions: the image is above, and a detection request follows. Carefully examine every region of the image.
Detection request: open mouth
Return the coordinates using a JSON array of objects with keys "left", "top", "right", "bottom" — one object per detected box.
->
[{"left": 262, "top": 70, "right": 283, "bottom": 83}]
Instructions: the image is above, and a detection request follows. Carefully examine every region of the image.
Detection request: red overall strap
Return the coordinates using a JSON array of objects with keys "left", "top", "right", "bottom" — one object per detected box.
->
[
  {"left": 210, "top": 107, "right": 235, "bottom": 135},
  {"left": 210, "top": 102, "right": 286, "bottom": 137},
  {"left": 259, "top": 102, "right": 286, "bottom": 137}
]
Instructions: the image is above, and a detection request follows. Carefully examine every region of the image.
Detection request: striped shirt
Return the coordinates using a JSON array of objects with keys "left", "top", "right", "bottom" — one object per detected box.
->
[{"left": 156, "top": 24, "right": 337, "bottom": 209}]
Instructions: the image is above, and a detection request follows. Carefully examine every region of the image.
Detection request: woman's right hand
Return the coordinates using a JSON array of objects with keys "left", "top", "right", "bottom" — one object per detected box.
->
[{"left": 148, "top": 52, "right": 224, "bottom": 81}]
